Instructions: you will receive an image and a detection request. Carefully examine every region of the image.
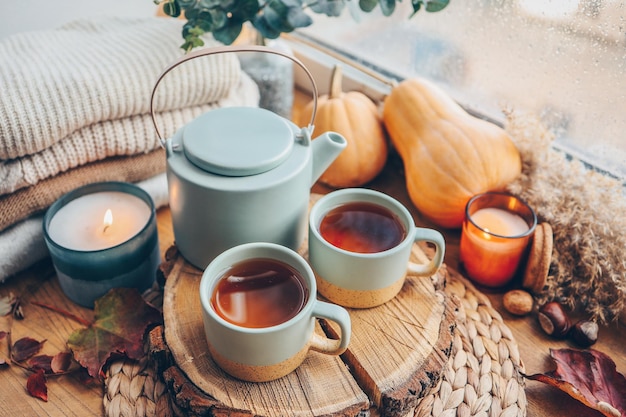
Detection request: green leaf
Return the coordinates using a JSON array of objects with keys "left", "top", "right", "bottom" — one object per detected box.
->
[
  {"left": 311, "top": 0, "right": 346, "bottom": 16},
  {"left": 212, "top": 21, "right": 244, "bottom": 44},
  {"left": 267, "top": 0, "right": 289, "bottom": 18},
  {"left": 264, "top": 5, "right": 294, "bottom": 33},
  {"left": 177, "top": 0, "right": 196, "bottom": 8},
  {"left": 193, "top": 14, "right": 215, "bottom": 31},
  {"left": 182, "top": 22, "right": 205, "bottom": 42},
  {"left": 192, "top": 9, "right": 219, "bottom": 31},
  {"left": 425, "top": 0, "right": 449, "bottom": 12},
  {"left": 282, "top": 0, "right": 304, "bottom": 6},
  {"left": 410, "top": 0, "right": 449, "bottom": 15},
  {"left": 184, "top": 7, "right": 199, "bottom": 19},
  {"left": 209, "top": 8, "right": 229, "bottom": 29},
  {"left": 263, "top": 0, "right": 312, "bottom": 30},
  {"left": 286, "top": 7, "right": 313, "bottom": 28},
  {"left": 220, "top": 0, "right": 237, "bottom": 10},
  {"left": 67, "top": 288, "right": 162, "bottom": 379},
  {"left": 185, "top": 25, "right": 206, "bottom": 37},
  {"left": 252, "top": 15, "right": 282, "bottom": 39},
  {"left": 411, "top": 0, "right": 423, "bottom": 13},
  {"left": 199, "top": 0, "right": 221, "bottom": 7},
  {"left": 358, "top": 0, "right": 378, "bottom": 13},
  {"left": 379, "top": 0, "right": 396, "bottom": 16},
  {"left": 162, "top": 0, "right": 181, "bottom": 17},
  {"left": 231, "top": 0, "right": 260, "bottom": 21}
]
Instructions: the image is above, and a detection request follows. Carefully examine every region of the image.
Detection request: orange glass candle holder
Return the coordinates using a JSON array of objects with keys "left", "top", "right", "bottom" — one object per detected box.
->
[{"left": 460, "top": 192, "right": 537, "bottom": 288}]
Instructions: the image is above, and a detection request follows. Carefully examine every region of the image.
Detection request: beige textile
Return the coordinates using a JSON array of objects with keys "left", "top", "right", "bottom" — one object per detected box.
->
[
  {"left": 0, "top": 73, "right": 259, "bottom": 196},
  {"left": 0, "top": 16, "right": 261, "bottom": 196},
  {"left": 0, "top": 16, "right": 241, "bottom": 160},
  {"left": 0, "top": 149, "right": 165, "bottom": 232},
  {"left": 0, "top": 173, "right": 169, "bottom": 282}
]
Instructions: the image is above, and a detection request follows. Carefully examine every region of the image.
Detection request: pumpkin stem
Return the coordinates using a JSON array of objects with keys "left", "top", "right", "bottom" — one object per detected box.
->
[{"left": 329, "top": 65, "right": 343, "bottom": 99}]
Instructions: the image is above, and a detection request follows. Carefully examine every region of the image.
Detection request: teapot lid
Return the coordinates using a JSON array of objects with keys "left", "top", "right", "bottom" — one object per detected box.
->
[{"left": 182, "top": 107, "right": 294, "bottom": 176}]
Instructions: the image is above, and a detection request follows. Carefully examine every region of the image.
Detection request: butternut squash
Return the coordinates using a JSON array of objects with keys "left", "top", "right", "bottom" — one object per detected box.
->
[{"left": 382, "top": 77, "right": 521, "bottom": 228}]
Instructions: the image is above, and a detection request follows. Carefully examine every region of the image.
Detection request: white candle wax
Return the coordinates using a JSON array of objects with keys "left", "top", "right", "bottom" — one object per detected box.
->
[
  {"left": 47, "top": 191, "right": 151, "bottom": 251},
  {"left": 471, "top": 207, "right": 529, "bottom": 236}
]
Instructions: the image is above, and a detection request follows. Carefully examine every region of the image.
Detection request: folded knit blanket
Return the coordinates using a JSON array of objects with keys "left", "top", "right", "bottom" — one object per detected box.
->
[
  {"left": 0, "top": 16, "right": 246, "bottom": 160},
  {"left": 0, "top": 173, "right": 169, "bottom": 282},
  {"left": 0, "top": 149, "right": 165, "bottom": 232},
  {"left": 0, "top": 73, "right": 259, "bottom": 195}
]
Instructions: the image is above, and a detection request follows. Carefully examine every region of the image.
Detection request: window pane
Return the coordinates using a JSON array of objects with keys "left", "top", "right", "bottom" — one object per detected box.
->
[{"left": 298, "top": 0, "right": 626, "bottom": 179}]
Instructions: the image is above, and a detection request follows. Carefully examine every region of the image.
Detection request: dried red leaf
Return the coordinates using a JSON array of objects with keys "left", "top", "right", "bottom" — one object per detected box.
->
[
  {"left": 75, "top": 366, "right": 100, "bottom": 386},
  {"left": 24, "top": 351, "right": 73, "bottom": 375},
  {"left": 28, "top": 355, "right": 53, "bottom": 373},
  {"left": 12, "top": 337, "right": 46, "bottom": 362},
  {"left": 67, "top": 288, "right": 162, "bottom": 379},
  {"left": 526, "top": 348, "right": 626, "bottom": 417},
  {"left": 26, "top": 369, "right": 48, "bottom": 402},
  {"left": 51, "top": 352, "right": 73, "bottom": 374}
]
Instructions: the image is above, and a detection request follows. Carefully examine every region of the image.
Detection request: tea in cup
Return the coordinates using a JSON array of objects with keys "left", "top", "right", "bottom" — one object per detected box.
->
[
  {"left": 309, "top": 188, "right": 446, "bottom": 308},
  {"left": 199, "top": 242, "right": 351, "bottom": 382}
]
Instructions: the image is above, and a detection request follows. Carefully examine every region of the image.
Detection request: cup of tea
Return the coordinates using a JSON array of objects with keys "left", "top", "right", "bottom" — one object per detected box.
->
[
  {"left": 308, "top": 188, "right": 446, "bottom": 308},
  {"left": 199, "top": 242, "right": 351, "bottom": 382}
]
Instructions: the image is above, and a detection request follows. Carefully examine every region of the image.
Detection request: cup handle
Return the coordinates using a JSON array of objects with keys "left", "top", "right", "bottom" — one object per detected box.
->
[
  {"left": 309, "top": 301, "right": 351, "bottom": 356},
  {"left": 407, "top": 228, "right": 446, "bottom": 276}
]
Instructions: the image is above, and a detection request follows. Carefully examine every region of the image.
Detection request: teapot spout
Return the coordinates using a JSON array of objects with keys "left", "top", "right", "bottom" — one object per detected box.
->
[{"left": 310, "top": 131, "right": 347, "bottom": 186}]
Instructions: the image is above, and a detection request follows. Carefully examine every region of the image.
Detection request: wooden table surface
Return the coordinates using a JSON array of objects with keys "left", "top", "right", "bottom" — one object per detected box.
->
[
  {"left": 1, "top": 92, "right": 624, "bottom": 416},
  {"left": 0, "top": 154, "right": 624, "bottom": 416}
]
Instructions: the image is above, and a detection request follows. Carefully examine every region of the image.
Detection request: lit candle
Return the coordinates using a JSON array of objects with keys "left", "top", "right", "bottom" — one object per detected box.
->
[
  {"left": 460, "top": 192, "right": 536, "bottom": 288},
  {"left": 44, "top": 182, "right": 161, "bottom": 308},
  {"left": 47, "top": 191, "right": 151, "bottom": 251}
]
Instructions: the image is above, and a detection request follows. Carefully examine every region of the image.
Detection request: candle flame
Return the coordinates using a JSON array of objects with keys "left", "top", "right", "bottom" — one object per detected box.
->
[{"left": 103, "top": 209, "right": 113, "bottom": 233}]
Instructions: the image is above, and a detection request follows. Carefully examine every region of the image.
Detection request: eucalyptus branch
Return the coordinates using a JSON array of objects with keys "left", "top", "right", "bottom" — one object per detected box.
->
[{"left": 157, "top": 0, "right": 450, "bottom": 50}]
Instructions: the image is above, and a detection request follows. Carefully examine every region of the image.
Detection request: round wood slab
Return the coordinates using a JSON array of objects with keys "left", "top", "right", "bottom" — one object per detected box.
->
[
  {"left": 155, "top": 195, "right": 456, "bottom": 417},
  {"left": 155, "top": 245, "right": 456, "bottom": 416}
]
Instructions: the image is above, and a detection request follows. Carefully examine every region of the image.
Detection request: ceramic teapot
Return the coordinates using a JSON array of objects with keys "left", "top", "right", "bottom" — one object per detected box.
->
[{"left": 150, "top": 45, "right": 347, "bottom": 269}]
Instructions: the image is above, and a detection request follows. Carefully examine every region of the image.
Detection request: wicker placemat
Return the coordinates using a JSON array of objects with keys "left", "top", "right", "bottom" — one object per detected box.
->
[
  {"left": 415, "top": 266, "right": 527, "bottom": 417},
  {"left": 103, "top": 265, "right": 527, "bottom": 417}
]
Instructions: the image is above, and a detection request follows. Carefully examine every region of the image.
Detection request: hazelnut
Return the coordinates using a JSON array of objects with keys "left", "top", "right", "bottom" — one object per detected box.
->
[
  {"left": 503, "top": 289, "right": 534, "bottom": 316},
  {"left": 538, "top": 301, "right": 571, "bottom": 338},
  {"left": 570, "top": 319, "right": 598, "bottom": 347}
]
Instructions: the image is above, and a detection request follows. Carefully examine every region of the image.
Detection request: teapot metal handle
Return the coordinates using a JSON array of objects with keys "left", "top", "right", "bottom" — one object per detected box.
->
[{"left": 150, "top": 44, "right": 319, "bottom": 148}]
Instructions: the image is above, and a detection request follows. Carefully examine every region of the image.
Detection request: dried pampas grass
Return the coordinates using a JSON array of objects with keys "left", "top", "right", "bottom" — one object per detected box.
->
[{"left": 504, "top": 109, "right": 626, "bottom": 325}]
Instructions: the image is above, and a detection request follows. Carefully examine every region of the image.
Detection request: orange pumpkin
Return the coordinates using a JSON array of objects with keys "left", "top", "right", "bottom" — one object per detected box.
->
[{"left": 297, "top": 65, "right": 388, "bottom": 188}]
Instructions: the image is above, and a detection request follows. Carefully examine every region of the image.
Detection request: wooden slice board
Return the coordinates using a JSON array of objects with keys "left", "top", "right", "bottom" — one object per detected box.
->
[{"left": 153, "top": 195, "right": 457, "bottom": 417}]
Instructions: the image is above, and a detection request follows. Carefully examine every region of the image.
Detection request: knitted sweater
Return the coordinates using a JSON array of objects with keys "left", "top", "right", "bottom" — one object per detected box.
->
[
  {"left": 0, "top": 16, "right": 244, "bottom": 159},
  {"left": 0, "top": 75, "right": 258, "bottom": 195},
  {"left": 0, "top": 16, "right": 259, "bottom": 194}
]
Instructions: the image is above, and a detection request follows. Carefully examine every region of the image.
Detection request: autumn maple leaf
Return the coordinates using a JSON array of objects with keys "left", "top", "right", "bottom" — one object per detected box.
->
[
  {"left": 67, "top": 288, "right": 162, "bottom": 379},
  {"left": 526, "top": 348, "right": 626, "bottom": 417}
]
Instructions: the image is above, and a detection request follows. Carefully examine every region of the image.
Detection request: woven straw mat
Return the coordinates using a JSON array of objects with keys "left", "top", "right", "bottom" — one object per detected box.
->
[{"left": 104, "top": 267, "right": 527, "bottom": 417}]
